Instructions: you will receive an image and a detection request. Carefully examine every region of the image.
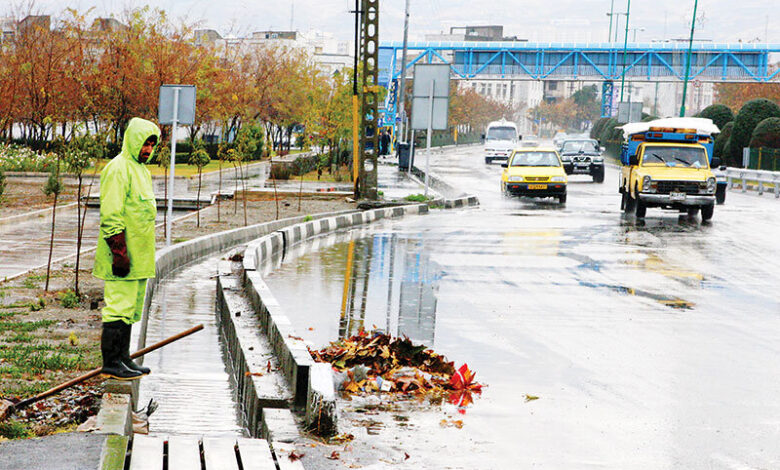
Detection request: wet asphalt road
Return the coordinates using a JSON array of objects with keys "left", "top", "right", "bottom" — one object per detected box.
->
[{"left": 263, "top": 145, "right": 780, "bottom": 469}]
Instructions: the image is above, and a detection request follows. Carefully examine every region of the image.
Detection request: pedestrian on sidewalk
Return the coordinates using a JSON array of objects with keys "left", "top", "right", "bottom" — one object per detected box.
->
[{"left": 92, "top": 117, "right": 161, "bottom": 381}]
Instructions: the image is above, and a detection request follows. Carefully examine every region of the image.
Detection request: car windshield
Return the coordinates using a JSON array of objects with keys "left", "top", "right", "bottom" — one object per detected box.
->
[
  {"left": 510, "top": 151, "right": 560, "bottom": 167},
  {"left": 561, "top": 140, "right": 599, "bottom": 153},
  {"left": 486, "top": 127, "right": 516, "bottom": 141},
  {"left": 641, "top": 146, "right": 708, "bottom": 168}
]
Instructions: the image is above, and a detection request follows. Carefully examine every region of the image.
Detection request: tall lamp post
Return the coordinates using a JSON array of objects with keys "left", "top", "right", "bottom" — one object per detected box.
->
[
  {"left": 607, "top": 0, "right": 615, "bottom": 42},
  {"left": 619, "top": 0, "right": 631, "bottom": 102},
  {"left": 679, "top": 0, "right": 699, "bottom": 117}
]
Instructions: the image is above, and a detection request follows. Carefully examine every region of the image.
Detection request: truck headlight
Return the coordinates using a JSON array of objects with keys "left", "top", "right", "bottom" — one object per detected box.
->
[
  {"left": 551, "top": 176, "right": 565, "bottom": 182},
  {"left": 706, "top": 177, "right": 716, "bottom": 193},
  {"left": 560, "top": 155, "right": 571, "bottom": 161},
  {"left": 508, "top": 176, "right": 523, "bottom": 182},
  {"left": 642, "top": 176, "right": 655, "bottom": 193},
  {"left": 593, "top": 156, "right": 604, "bottom": 162}
]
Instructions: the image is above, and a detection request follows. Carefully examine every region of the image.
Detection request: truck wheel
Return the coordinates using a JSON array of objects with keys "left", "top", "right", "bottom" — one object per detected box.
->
[
  {"left": 635, "top": 198, "right": 647, "bottom": 218},
  {"left": 687, "top": 207, "right": 699, "bottom": 217},
  {"left": 485, "top": 157, "right": 492, "bottom": 164},
  {"left": 558, "top": 193, "right": 567, "bottom": 204},
  {"left": 716, "top": 185, "right": 726, "bottom": 205},
  {"left": 593, "top": 171, "right": 605, "bottom": 183},
  {"left": 701, "top": 205, "right": 714, "bottom": 221},
  {"left": 624, "top": 193, "right": 637, "bottom": 213}
]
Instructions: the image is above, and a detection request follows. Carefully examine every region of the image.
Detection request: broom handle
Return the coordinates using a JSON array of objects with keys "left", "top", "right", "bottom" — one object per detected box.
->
[{"left": 14, "top": 324, "right": 204, "bottom": 410}]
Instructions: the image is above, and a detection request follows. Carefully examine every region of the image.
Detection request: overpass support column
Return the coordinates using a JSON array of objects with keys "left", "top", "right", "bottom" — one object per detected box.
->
[{"left": 601, "top": 81, "right": 614, "bottom": 118}]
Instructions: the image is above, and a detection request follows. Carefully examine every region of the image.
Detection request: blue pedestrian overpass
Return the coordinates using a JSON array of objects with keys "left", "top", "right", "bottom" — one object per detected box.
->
[{"left": 378, "top": 41, "right": 780, "bottom": 123}]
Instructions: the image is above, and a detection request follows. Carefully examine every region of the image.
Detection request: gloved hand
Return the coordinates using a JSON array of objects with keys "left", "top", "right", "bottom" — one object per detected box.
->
[{"left": 106, "top": 232, "right": 130, "bottom": 277}]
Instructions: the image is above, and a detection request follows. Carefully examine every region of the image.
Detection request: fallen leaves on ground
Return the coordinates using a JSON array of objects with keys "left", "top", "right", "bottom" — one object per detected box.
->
[
  {"left": 439, "top": 418, "right": 464, "bottom": 429},
  {"left": 288, "top": 450, "right": 305, "bottom": 461},
  {"left": 310, "top": 331, "right": 483, "bottom": 409},
  {"left": 524, "top": 394, "right": 539, "bottom": 402},
  {"left": 326, "top": 451, "right": 340, "bottom": 460}
]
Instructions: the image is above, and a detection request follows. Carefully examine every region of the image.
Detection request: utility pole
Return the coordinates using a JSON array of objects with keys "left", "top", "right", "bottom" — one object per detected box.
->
[
  {"left": 607, "top": 0, "right": 615, "bottom": 42},
  {"left": 619, "top": 0, "right": 631, "bottom": 102},
  {"left": 351, "top": 0, "right": 361, "bottom": 197},
  {"left": 679, "top": 0, "right": 699, "bottom": 117},
  {"left": 397, "top": 0, "right": 411, "bottom": 146}
]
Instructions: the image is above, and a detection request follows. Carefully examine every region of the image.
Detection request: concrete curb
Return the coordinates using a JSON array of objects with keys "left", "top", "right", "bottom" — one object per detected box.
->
[
  {"left": 409, "top": 164, "right": 480, "bottom": 209},
  {"left": 238, "top": 203, "right": 429, "bottom": 437},
  {"left": 94, "top": 393, "right": 133, "bottom": 436},
  {"left": 0, "top": 202, "right": 78, "bottom": 228},
  {"left": 215, "top": 265, "right": 293, "bottom": 438}
]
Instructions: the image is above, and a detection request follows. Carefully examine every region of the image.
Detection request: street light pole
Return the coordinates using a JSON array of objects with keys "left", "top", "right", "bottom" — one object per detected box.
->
[
  {"left": 351, "top": 0, "right": 361, "bottom": 197},
  {"left": 679, "top": 0, "right": 699, "bottom": 117},
  {"left": 607, "top": 0, "right": 615, "bottom": 43},
  {"left": 397, "top": 0, "right": 411, "bottom": 146},
  {"left": 619, "top": 0, "right": 631, "bottom": 102}
]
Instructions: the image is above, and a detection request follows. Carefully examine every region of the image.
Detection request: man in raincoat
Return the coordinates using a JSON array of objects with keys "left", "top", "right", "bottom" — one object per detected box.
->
[{"left": 93, "top": 118, "right": 161, "bottom": 380}]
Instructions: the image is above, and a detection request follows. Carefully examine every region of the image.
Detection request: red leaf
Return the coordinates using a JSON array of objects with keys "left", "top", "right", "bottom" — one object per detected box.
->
[{"left": 288, "top": 450, "right": 304, "bottom": 461}]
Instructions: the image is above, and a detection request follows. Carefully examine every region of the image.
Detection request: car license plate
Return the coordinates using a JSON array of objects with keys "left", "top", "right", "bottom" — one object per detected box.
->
[
  {"left": 670, "top": 191, "right": 686, "bottom": 201},
  {"left": 528, "top": 184, "right": 547, "bottom": 190}
]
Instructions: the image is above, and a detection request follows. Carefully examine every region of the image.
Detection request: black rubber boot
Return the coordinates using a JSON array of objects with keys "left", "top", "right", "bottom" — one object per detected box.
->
[
  {"left": 101, "top": 321, "right": 143, "bottom": 381},
  {"left": 119, "top": 322, "right": 150, "bottom": 375}
]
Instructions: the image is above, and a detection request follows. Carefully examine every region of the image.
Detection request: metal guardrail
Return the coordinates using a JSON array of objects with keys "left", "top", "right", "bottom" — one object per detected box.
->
[{"left": 725, "top": 168, "right": 780, "bottom": 198}]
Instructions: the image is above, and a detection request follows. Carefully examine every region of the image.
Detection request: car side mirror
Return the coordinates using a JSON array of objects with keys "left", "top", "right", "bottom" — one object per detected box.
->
[
  {"left": 481, "top": 134, "right": 485, "bottom": 140},
  {"left": 629, "top": 155, "right": 639, "bottom": 166},
  {"left": 719, "top": 165, "right": 727, "bottom": 171},
  {"left": 501, "top": 163, "right": 508, "bottom": 168},
  {"left": 600, "top": 146, "right": 606, "bottom": 152},
  {"left": 711, "top": 157, "right": 721, "bottom": 168},
  {"left": 518, "top": 135, "right": 523, "bottom": 141}
]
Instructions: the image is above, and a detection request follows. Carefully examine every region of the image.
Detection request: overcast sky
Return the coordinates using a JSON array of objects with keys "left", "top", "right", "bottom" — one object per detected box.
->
[{"left": 18, "top": 0, "right": 780, "bottom": 44}]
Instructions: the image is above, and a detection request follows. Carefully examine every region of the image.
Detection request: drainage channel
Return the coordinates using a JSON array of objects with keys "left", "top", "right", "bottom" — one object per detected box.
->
[{"left": 137, "top": 251, "right": 245, "bottom": 437}]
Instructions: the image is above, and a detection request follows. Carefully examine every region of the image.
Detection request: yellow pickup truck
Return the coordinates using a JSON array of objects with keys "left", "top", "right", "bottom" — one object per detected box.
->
[{"left": 618, "top": 118, "right": 722, "bottom": 221}]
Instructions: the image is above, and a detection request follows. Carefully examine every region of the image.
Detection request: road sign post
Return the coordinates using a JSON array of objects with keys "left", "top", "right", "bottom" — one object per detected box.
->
[
  {"left": 158, "top": 85, "right": 196, "bottom": 247},
  {"left": 411, "top": 64, "right": 450, "bottom": 197}
]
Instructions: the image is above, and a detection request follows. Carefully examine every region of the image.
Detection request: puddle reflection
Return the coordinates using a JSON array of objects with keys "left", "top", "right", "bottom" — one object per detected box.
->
[{"left": 264, "top": 231, "right": 443, "bottom": 348}]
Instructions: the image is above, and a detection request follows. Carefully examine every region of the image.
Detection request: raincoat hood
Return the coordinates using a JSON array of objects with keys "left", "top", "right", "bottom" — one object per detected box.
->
[{"left": 121, "top": 118, "right": 161, "bottom": 163}]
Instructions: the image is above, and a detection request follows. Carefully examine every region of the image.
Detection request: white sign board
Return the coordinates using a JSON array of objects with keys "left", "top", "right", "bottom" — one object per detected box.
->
[
  {"left": 158, "top": 85, "right": 196, "bottom": 125},
  {"left": 411, "top": 64, "right": 450, "bottom": 130},
  {"left": 617, "top": 101, "right": 643, "bottom": 124}
]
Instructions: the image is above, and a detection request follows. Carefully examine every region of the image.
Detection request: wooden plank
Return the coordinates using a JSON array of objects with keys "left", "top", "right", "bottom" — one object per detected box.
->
[
  {"left": 272, "top": 443, "right": 306, "bottom": 470},
  {"left": 202, "top": 437, "right": 240, "bottom": 470},
  {"left": 129, "top": 434, "right": 164, "bottom": 470},
  {"left": 235, "top": 438, "right": 276, "bottom": 470},
  {"left": 167, "top": 436, "right": 201, "bottom": 470}
]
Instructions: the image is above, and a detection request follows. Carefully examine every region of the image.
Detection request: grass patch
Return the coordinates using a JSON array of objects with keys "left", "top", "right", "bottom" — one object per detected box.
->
[
  {"left": 1, "top": 380, "right": 54, "bottom": 397},
  {"left": 0, "top": 348, "right": 87, "bottom": 374},
  {"left": 0, "top": 319, "right": 56, "bottom": 334},
  {"left": 59, "top": 290, "right": 79, "bottom": 309},
  {"left": 173, "top": 237, "right": 190, "bottom": 244},
  {"left": 404, "top": 193, "right": 433, "bottom": 202},
  {"left": 6, "top": 333, "right": 37, "bottom": 343},
  {"left": 0, "top": 421, "right": 33, "bottom": 439},
  {"left": 21, "top": 278, "right": 38, "bottom": 289}
]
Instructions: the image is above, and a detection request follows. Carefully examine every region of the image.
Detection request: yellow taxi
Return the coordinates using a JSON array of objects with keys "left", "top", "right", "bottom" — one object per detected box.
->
[{"left": 501, "top": 147, "right": 568, "bottom": 203}]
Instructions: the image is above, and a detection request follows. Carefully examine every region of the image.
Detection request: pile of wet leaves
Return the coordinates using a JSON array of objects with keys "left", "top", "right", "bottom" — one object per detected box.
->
[
  {"left": 0, "top": 382, "right": 102, "bottom": 440},
  {"left": 310, "top": 331, "right": 482, "bottom": 398}
]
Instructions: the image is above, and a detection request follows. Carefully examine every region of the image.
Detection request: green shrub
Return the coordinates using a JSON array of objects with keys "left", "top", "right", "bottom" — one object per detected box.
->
[
  {"left": 270, "top": 163, "right": 291, "bottom": 180},
  {"left": 59, "top": 289, "right": 80, "bottom": 309},
  {"left": 730, "top": 98, "right": 780, "bottom": 162},
  {"left": 29, "top": 298, "right": 45, "bottom": 312},
  {"left": 405, "top": 193, "right": 431, "bottom": 202},
  {"left": 0, "top": 168, "right": 5, "bottom": 201},
  {"left": 590, "top": 117, "right": 611, "bottom": 140},
  {"left": 713, "top": 121, "right": 735, "bottom": 165},
  {"left": 0, "top": 421, "right": 32, "bottom": 439},
  {"left": 303, "top": 215, "right": 313, "bottom": 222},
  {"left": 641, "top": 115, "right": 659, "bottom": 122},
  {"left": 696, "top": 104, "right": 735, "bottom": 130},
  {"left": 749, "top": 117, "right": 780, "bottom": 149}
]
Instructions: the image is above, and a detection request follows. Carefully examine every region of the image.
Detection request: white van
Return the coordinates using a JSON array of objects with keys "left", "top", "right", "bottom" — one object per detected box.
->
[{"left": 483, "top": 119, "right": 520, "bottom": 164}]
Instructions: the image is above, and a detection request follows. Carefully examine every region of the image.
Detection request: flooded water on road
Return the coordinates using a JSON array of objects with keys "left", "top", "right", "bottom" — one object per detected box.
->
[{"left": 262, "top": 147, "right": 780, "bottom": 468}]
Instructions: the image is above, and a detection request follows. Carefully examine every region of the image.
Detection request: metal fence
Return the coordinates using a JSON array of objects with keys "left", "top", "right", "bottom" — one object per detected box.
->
[
  {"left": 743, "top": 147, "right": 780, "bottom": 171},
  {"left": 725, "top": 167, "right": 780, "bottom": 198}
]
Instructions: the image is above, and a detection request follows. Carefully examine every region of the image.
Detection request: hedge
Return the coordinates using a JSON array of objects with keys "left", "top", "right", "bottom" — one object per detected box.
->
[
  {"left": 713, "top": 121, "right": 734, "bottom": 165},
  {"left": 696, "top": 104, "right": 734, "bottom": 130},
  {"left": 729, "top": 98, "right": 780, "bottom": 163},
  {"left": 749, "top": 117, "right": 780, "bottom": 149}
]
